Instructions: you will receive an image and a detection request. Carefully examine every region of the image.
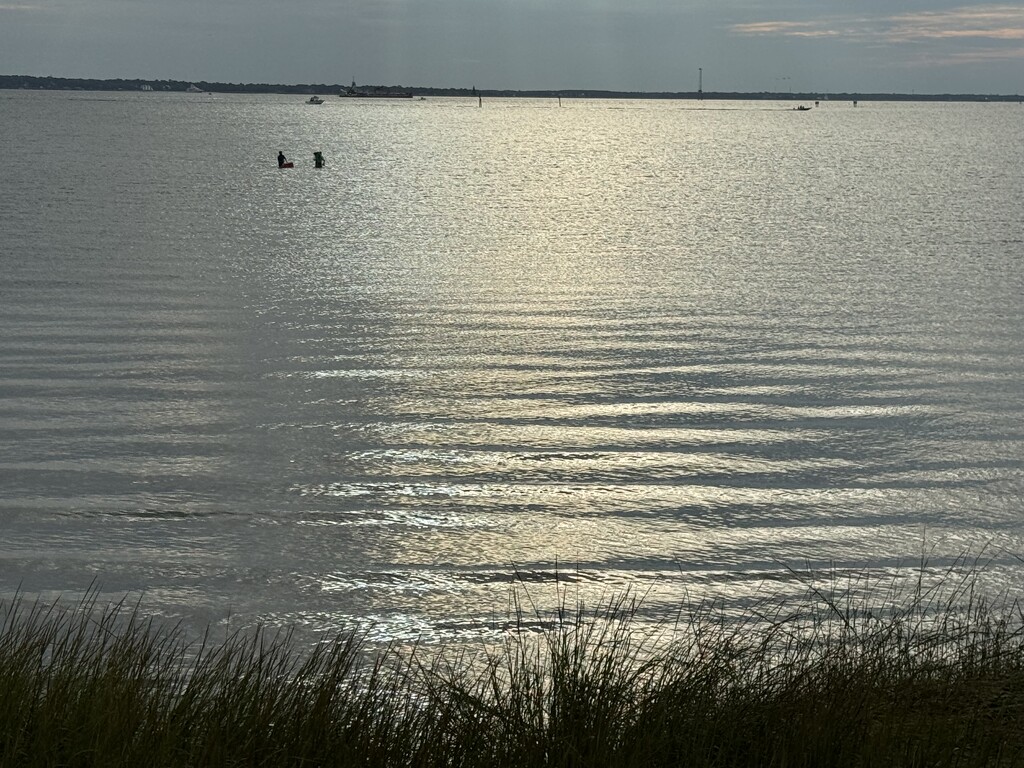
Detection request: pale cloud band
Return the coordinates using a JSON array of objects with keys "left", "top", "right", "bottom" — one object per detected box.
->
[{"left": 732, "top": 4, "right": 1024, "bottom": 48}]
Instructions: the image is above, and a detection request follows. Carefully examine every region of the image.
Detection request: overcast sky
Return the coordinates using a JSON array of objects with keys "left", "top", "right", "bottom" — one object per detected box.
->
[{"left": 2, "top": 0, "right": 1022, "bottom": 93}]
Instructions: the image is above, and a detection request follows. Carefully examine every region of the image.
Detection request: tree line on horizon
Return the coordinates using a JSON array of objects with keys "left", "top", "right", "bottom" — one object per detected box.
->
[{"left": 1, "top": 74, "right": 1021, "bottom": 101}]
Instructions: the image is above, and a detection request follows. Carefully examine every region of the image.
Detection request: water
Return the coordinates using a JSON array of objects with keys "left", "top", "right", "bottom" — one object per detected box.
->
[{"left": 2, "top": 91, "right": 1024, "bottom": 645}]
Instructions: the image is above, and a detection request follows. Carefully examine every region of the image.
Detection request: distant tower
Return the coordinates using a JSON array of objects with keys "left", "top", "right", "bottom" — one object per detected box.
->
[{"left": 698, "top": 68, "right": 703, "bottom": 100}]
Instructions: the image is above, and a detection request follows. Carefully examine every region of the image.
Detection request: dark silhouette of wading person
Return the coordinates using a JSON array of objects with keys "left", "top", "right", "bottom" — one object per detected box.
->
[
  {"left": 313, "top": 151, "right": 324, "bottom": 168},
  {"left": 278, "top": 151, "right": 287, "bottom": 168}
]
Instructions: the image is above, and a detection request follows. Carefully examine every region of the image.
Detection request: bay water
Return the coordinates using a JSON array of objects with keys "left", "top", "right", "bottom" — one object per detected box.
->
[{"left": 2, "top": 91, "right": 1023, "bottom": 646}]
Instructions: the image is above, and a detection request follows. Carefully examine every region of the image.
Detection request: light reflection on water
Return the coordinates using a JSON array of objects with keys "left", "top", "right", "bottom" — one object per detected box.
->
[{"left": 1, "top": 92, "right": 1024, "bottom": 648}]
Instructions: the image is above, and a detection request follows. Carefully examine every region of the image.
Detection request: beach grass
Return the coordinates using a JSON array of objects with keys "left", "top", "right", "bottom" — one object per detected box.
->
[{"left": 3, "top": 564, "right": 1024, "bottom": 767}]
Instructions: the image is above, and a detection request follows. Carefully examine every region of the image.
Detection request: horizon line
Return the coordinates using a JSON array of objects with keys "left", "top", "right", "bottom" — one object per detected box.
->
[{"left": 1, "top": 74, "right": 1022, "bottom": 100}]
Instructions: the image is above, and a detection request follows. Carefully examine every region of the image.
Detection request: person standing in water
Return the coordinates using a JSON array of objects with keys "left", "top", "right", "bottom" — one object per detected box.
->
[
  {"left": 278, "top": 151, "right": 287, "bottom": 168},
  {"left": 313, "top": 151, "right": 324, "bottom": 168}
]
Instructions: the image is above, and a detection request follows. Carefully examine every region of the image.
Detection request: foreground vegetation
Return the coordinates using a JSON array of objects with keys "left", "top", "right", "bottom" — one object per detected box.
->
[{"left": 3, "top": 567, "right": 1024, "bottom": 767}]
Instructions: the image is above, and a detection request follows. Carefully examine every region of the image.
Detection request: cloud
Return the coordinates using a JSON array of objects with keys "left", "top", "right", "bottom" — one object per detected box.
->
[
  {"left": 732, "top": 4, "right": 1024, "bottom": 46},
  {"left": 908, "top": 44, "right": 1024, "bottom": 65},
  {"left": 887, "top": 6, "right": 1024, "bottom": 41},
  {"left": 729, "top": 21, "right": 845, "bottom": 38}
]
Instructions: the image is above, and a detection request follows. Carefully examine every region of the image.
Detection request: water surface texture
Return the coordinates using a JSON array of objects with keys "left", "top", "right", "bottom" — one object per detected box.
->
[{"left": 2, "top": 92, "right": 1024, "bottom": 643}]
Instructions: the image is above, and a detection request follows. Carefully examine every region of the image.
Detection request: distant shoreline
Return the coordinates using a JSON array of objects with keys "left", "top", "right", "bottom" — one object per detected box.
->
[{"left": 2, "top": 74, "right": 1022, "bottom": 102}]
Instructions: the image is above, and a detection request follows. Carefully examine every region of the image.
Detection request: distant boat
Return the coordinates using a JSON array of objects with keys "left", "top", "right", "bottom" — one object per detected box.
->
[
  {"left": 306, "top": 95, "right": 325, "bottom": 105},
  {"left": 186, "top": 84, "right": 202, "bottom": 93},
  {"left": 793, "top": 105, "right": 812, "bottom": 111},
  {"left": 140, "top": 84, "right": 153, "bottom": 92},
  {"left": 338, "top": 81, "right": 412, "bottom": 99}
]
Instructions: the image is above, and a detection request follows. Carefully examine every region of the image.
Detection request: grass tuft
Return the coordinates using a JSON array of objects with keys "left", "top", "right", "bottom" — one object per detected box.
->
[{"left": 3, "top": 563, "right": 1024, "bottom": 767}]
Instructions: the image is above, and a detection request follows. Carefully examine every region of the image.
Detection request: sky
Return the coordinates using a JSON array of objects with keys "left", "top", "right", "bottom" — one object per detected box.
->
[{"left": 1, "top": 0, "right": 1022, "bottom": 93}]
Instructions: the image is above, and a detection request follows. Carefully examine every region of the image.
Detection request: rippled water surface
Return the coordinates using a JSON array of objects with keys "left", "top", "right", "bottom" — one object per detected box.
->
[{"left": 2, "top": 91, "right": 1023, "bottom": 644}]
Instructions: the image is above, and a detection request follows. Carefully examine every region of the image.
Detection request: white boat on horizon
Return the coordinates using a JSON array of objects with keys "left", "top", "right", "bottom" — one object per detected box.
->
[{"left": 338, "top": 81, "right": 412, "bottom": 99}]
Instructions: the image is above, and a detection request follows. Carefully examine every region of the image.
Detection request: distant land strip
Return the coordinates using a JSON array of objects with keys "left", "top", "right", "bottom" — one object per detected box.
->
[{"left": 2, "top": 75, "right": 1022, "bottom": 102}]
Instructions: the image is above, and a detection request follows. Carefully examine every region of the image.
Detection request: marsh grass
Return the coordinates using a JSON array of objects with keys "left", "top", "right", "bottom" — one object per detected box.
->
[{"left": 3, "top": 562, "right": 1024, "bottom": 767}]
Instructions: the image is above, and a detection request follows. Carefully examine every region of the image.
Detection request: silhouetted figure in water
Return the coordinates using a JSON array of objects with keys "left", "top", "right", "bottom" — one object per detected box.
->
[
  {"left": 278, "top": 151, "right": 287, "bottom": 168},
  {"left": 314, "top": 151, "right": 324, "bottom": 168}
]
